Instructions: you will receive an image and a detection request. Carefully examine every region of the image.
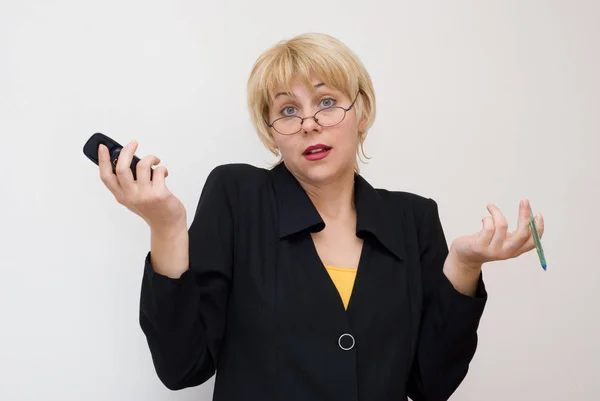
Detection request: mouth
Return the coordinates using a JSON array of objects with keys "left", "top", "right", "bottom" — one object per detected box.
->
[
  {"left": 303, "top": 144, "right": 332, "bottom": 155},
  {"left": 302, "top": 144, "right": 332, "bottom": 161}
]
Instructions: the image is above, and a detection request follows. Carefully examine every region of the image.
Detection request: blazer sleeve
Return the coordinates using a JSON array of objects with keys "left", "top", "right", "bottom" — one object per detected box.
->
[
  {"left": 139, "top": 165, "right": 234, "bottom": 390},
  {"left": 407, "top": 198, "right": 487, "bottom": 401}
]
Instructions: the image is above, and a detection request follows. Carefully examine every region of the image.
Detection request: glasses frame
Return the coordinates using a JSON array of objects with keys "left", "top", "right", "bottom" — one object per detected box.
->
[{"left": 264, "top": 92, "right": 360, "bottom": 135}]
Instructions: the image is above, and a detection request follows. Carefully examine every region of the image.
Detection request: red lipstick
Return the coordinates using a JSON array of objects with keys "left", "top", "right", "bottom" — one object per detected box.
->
[{"left": 303, "top": 144, "right": 332, "bottom": 161}]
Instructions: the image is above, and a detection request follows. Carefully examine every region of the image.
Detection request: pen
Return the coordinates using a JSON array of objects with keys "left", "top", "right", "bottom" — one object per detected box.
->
[{"left": 529, "top": 204, "right": 547, "bottom": 270}]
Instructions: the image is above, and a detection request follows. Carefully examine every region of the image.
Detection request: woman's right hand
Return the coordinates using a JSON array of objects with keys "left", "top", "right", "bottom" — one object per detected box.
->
[{"left": 98, "top": 140, "right": 187, "bottom": 231}]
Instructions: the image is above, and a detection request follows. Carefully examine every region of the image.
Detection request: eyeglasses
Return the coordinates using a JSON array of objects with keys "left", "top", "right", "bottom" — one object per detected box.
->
[{"left": 264, "top": 92, "right": 360, "bottom": 135}]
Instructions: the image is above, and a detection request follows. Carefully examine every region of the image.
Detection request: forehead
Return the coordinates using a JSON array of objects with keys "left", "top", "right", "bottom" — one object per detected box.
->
[{"left": 270, "top": 78, "right": 343, "bottom": 103}]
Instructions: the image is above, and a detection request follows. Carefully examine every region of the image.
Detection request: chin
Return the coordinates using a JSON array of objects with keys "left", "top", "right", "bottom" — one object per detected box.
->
[{"left": 294, "top": 158, "right": 353, "bottom": 185}]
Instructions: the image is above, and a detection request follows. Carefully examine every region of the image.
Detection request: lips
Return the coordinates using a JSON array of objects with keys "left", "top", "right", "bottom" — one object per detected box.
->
[{"left": 303, "top": 144, "right": 332, "bottom": 155}]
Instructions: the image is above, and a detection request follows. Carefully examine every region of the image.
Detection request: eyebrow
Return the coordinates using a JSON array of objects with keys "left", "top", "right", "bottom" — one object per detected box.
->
[{"left": 274, "top": 82, "right": 326, "bottom": 99}]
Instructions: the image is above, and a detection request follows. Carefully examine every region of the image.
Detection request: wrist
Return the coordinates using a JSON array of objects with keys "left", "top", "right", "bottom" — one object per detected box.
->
[
  {"left": 150, "top": 218, "right": 188, "bottom": 239},
  {"left": 446, "top": 249, "right": 483, "bottom": 273},
  {"left": 443, "top": 250, "right": 482, "bottom": 296}
]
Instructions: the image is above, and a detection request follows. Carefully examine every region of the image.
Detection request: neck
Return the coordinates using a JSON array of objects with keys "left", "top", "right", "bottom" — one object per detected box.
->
[{"left": 299, "top": 169, "right": 356, "bottom": 221}]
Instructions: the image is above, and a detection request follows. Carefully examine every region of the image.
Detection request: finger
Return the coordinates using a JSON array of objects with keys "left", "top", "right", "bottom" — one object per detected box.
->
[
  {"left": 504, "top": 199, "right": 531, "bottom": 255},
  {"left": 513, "top": 214, "right": 545, "bottom": 257},
  {"left": 487, "top": 204, "right": 508, "bottom": 251},
  {"left": 536, "top": 213, "right": 545, "bottom": 238},
  {"left": 152, "top": 166, "right": 169, "bottom": 189},
  {"left": 137, "top": 154, "right": 161, "bottom": 192},
  {"left": 478, "top": 216, "right": 495, "bottom": 248},
  {"left": 98, "top": 144, "right": 123, "bottom": 197},
  {"left": 115, "top": 140, "right": 138, "bottom": 193}
]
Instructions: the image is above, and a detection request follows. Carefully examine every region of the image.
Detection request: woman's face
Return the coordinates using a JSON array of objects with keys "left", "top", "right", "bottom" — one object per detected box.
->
[{"left": 268, "top": 77, "right": 363, "bottom": 185}]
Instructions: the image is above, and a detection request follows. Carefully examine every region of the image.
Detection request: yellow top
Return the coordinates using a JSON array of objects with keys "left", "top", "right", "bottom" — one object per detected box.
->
[{"left": 324, "top": 265, "right": 358, "bottom": 310}]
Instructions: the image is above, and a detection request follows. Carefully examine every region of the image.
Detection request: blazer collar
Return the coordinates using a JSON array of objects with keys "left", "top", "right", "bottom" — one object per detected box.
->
[{"left": 269, "top": 163, "right": 406, "bottom": 261}]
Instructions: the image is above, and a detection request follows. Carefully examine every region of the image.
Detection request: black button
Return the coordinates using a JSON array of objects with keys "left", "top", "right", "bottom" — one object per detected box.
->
[{"left": 338, "top": 333, "right": 355, "bottom": 351}]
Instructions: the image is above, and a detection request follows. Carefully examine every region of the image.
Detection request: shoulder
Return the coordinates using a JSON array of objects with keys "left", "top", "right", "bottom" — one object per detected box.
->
[
  {"left": 203, "top": 163, "right": 272, "bottom": 203},
  {"left": 206, "top": 163, "right": 269, "bottom": 187},
  {"left": 373, "top": 187, "right": 439, "bottom": 221},
  {"left": 373, "top": 188, "right": 446, "bottom": 249}
]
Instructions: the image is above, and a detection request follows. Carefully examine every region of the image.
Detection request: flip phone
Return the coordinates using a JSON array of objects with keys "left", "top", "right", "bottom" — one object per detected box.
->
[{"left": 83, "top": 132, "right": 152, "bottom": 181}]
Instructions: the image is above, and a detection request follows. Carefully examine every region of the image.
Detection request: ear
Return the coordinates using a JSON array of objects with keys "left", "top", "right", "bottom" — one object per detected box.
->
[
  {"left": 269, "top": 136, "right": 279, "bottom": 154},
  {"left": 358, "top": 116, "right": 368, "bottom": 134}
]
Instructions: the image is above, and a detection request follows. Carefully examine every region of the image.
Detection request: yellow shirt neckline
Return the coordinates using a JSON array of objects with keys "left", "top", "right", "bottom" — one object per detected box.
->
[{"left": 323, "top": 265, "right": 358, "bottom": 272}]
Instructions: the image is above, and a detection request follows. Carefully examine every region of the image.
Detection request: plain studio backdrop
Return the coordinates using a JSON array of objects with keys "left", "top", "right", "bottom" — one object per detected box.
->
[{"left": 1, "top": 1, "right": 599, "bottom": 400}]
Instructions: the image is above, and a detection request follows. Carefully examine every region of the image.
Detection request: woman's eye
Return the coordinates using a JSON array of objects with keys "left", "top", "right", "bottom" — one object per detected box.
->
[
  {"left": 321, "top": 98, "right": 335, "bottom": 108},
  {"left": 282, "top": 106, "right": 296, "bottom": 116}
]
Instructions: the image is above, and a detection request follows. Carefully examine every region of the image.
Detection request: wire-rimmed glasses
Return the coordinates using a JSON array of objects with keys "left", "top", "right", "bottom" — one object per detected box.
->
[{"left": 264, "top": 92, "right": 360, "bottom": 135}]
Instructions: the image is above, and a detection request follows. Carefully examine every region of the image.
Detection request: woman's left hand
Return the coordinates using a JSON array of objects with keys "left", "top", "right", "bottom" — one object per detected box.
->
[{"left": 449, "top": 199, "right": 545, "bottom": 271}]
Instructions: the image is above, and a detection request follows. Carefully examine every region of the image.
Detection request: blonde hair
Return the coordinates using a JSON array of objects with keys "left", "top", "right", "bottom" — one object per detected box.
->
[{"left": 247, "top": 33, "right": 376, "bottom": 172}]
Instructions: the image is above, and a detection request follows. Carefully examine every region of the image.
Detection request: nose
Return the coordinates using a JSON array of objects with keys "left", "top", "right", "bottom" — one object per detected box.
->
[{"left": 301, "top": 115, "right": 322, "bottom": 134}]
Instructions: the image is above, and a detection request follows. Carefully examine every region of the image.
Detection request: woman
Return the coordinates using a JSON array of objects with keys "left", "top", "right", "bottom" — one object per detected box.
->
[{"left": 98, "top": 33, "right": 544, "bottom": 401}]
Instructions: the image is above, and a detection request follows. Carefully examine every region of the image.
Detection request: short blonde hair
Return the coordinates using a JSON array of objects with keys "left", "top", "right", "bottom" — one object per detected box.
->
[{"left": 247, "top": 33, "right": 376, "bottom": 172}]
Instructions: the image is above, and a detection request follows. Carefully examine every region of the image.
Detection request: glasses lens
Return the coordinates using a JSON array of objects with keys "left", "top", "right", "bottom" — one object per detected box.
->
[
  {"left": 315, "top": 107, "right": 345, "bottom": 126},
  {"left": 273, "top": 117, "right": 302, "bottom": 135}
]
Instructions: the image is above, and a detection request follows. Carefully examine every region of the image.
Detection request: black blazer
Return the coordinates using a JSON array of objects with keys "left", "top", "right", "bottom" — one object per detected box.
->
[{"left": 139, "top": 162, "right": 487, "bottom": 401}]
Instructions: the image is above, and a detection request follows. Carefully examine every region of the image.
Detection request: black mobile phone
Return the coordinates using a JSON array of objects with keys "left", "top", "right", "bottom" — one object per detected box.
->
[{"left": 82, "top": 132, "right": 152, "bottom": 181}]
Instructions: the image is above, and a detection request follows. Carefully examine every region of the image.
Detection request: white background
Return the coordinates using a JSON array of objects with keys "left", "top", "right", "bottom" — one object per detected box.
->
[{"left": 1, "top": 0, "right": 599, "bottom": 400}]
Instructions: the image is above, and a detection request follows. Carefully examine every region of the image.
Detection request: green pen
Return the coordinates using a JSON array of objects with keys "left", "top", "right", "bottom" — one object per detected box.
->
[{"left": 529, "top": 204, "right": 546, "bottom": 270}]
